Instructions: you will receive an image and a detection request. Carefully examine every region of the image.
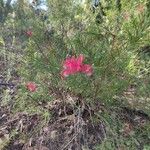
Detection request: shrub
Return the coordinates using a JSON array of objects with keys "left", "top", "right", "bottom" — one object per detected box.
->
[{"left": 1, "top": 0, "right": 149, "bottom": 112}]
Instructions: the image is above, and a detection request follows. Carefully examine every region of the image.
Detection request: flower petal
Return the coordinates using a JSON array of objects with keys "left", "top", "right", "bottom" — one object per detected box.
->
[
  {"left": 81, "top": 64, "right": 93, "bottom": 76},
  {"left": 77, "top": 54, "right": 84, "bottom": 65}
]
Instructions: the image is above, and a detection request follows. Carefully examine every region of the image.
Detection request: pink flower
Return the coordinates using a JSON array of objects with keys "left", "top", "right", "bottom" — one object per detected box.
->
[
  {"left": 61, "top": 54, "right": 93, "bottom": 78},
  {"left": 81, "top": 64, "right": 93, "bottom": 76},
  {"left": 26, "top": 30, "right": 33, "bottom": 37},
  {"left": 123, "top": 12, "right": 130, "bottom": 21},
  {"left": 26, "top": 82, "right": 37, "bottom": 92},
  {"left": 136, "top": 4, "right": 145, "bottom": 14}
]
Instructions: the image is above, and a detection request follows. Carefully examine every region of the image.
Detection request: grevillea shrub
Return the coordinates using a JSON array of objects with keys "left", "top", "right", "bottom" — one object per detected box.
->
[{"left": 12, "top": 0, "right": 149, "bottom": 110}]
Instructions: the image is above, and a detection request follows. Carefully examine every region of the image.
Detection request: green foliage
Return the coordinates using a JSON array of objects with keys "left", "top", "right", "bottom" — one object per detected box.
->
[
  {"left": 2, "top": 0, "right": 147, "bottom": 110},
  {"left": 94, "top": 108, "right": 150, "bottom": 150}
]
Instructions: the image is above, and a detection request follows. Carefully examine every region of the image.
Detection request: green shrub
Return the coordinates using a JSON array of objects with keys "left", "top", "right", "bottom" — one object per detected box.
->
[{"left": 1, "top": 0, "right": 149, "bottom": 112}]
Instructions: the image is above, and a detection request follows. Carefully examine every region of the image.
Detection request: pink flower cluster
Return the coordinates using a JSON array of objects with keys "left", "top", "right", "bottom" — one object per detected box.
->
[
  {"left": 61, "top": 54, "right": 93, "bottom": 78},
  {"left": 25, "top": 30, "right": 33, "bottom": 37},
  {"left": 26, "top": 82, "right": 37, "bottom": 92}
]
